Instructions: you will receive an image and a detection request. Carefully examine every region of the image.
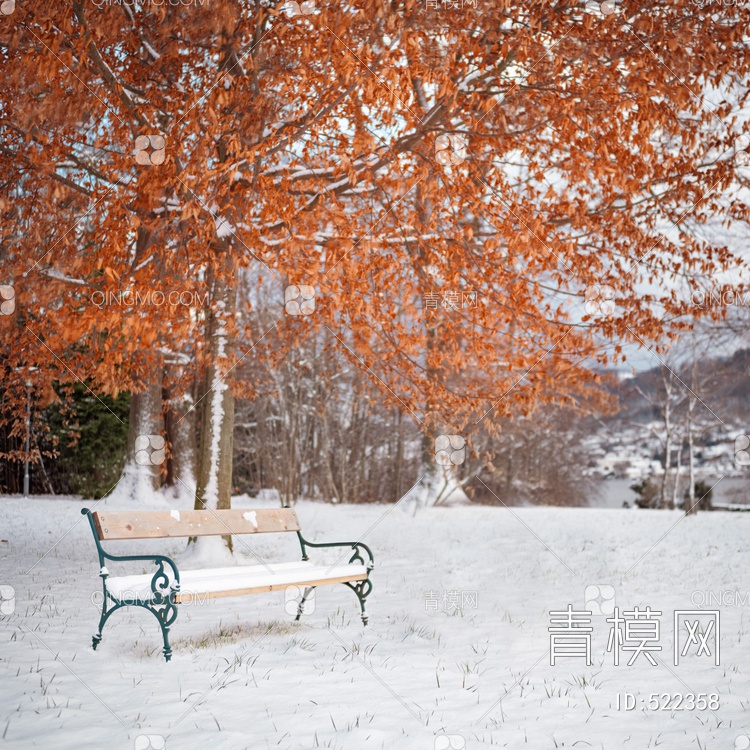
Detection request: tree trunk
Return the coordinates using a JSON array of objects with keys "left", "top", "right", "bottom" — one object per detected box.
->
[
  {"left": 394, "top": 408, "right": 404, "bottom": 499},
  {"left": 164, "top": 389, "right": 197, "bottom": 504},
  {"left": 321, "top": 413, "right": 340, "bottom": 503},
  {"left": 686, "top": 418, "right": 696, "bottom": 513},
  {"left": 660, "top": 432, "right": 671, "bottom": 509},
  {"left": 192, "top": 267, "right": 236, "bottom": 554},
  {"left": 685, "top": 351, "right": 698, "bottom": 514},
  {"left": 117, "top": 367, "right": 164, "bottom": 501},
  {"left": 671, "top": 432, "right": 682, "bottom": 510}
]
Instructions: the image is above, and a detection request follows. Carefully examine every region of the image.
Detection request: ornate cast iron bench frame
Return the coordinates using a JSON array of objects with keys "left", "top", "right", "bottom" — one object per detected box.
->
[{"left": 81, "top": 507, "right": 374, "bottom": 661}]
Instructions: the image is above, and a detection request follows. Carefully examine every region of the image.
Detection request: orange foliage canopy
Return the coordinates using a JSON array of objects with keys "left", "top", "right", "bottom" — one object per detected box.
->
[{"left": 1, "top": 0, "right": 748, "bottom": 438}]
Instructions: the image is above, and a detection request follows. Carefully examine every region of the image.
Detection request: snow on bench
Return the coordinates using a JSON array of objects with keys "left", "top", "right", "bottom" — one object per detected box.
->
[
  {"left": 106, "top": 561, "right": 370, "bottom": 602},
  {"left": 81, "top": 507, "right": 374, "bottom": 661}
]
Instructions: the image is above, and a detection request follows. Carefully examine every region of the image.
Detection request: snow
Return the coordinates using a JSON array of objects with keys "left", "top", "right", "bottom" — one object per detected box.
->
[
  {"left": 42, "top": 268, "right": 87, "bottom": 286},
  {"left": 2, "top": 495, "right": 750, "bottom": 749},
  {"left": 214, "top": 217, "right": 234, "bottom": 238},
  {"left": 177, "top": 533, "right": 236, "bottom": 570},
  {"left": 107, "top": 462, "right": 170, "bottom": 509},
  {"left": 106, "top": 561, "right": 368, "bottom": 601}
]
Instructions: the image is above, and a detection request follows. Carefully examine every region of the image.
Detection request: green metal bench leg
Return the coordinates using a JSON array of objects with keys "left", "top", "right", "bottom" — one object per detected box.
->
[
  {"left": 344, "top": 579, "right": 372, "bottom": 626},
  {"left": 145, "top": 602, "right": 177, "bottom": 662},
  {"left": 160, "top": 625, "right": 172, "bottom": 662},
  {"left": 294, "top": 587, "right": 315, "bottom": 622},
  {"left": 92, "top": 615, "right": 105, "bottom": 650},
  {"left": 92, "top": 601, "right": 126, "bottom": 650},
  {"left": 91, "top": 596, "right": 176, "bottom": 662}
]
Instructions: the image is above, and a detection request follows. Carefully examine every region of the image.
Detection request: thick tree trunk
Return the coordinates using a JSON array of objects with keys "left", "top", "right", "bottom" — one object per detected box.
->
[
  {"left": 192, "top": 268, "right": 235, "bottom": 554},
  {"left": 116, "top": 368, "right": 164, "bottom": 502},
  {"left": 165, "top": 391, "right": 197, "bottom": 504}
]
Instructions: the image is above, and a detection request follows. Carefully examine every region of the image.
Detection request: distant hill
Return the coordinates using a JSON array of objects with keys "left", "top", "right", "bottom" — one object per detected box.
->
[{"left": 599, "top": 348, "right": 750, "bottom": 428}]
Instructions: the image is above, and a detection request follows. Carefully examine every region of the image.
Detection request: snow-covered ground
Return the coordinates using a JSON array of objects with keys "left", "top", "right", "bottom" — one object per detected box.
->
[{"left": 1, "top": 495, "right": 750, "bottom": 749}]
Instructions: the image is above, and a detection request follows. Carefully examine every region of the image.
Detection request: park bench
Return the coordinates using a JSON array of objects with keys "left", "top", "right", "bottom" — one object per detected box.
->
[{"left": 81, "top": 507, "right": 374, "bottom": 661}]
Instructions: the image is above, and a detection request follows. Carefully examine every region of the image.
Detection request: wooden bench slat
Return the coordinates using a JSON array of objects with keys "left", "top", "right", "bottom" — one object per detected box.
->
[
  {"left": 93, "top": 508, "right": 301, "bottom": 540},
  {"left": 175, "top": 572, "right": 368, "bottom": 603}
]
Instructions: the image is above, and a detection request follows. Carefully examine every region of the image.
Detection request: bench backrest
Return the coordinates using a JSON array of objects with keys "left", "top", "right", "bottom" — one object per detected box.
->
[{"left": 91, "top": 508, "right": 301, "bottom": 541}]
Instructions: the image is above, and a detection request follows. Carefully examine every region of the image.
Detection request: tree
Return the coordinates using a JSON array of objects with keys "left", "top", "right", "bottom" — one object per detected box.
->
[
  {"left": 679, "top": 331, "right": 724, "bottom": 514},
  {"left": 43, "top": 383, "right": 130, "bottom": 498},
  {"left": 635, "top": 366, "right": 687, "bottom": 509},
  {"left": 1, "top": 1, "right": 749, "bottom": 542},
  {"left": 467, "top": 402, "right": 606, "bottom": 507}
]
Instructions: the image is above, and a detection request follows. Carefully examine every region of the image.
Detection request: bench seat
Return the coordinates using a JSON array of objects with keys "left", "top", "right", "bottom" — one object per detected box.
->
[
  {"left": 107, "top": 560, "right": 369, "bottom": 603},
  {"left": 82, "top": 506, "right": 375, "bottom": 661}
]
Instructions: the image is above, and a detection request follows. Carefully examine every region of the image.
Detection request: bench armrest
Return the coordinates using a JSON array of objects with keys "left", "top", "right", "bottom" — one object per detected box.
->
[
  {"left": 100, "top": 551, "right": 181, "bottom": 603},
  {"left": 101, "top": 551, "right": 180, "bottom": 585},
  {"left": 297, "top": 533, "right": 374, "bottom": 570},
  {"left": 81, "top": 508, "right": 180, "bottom": 599}
]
